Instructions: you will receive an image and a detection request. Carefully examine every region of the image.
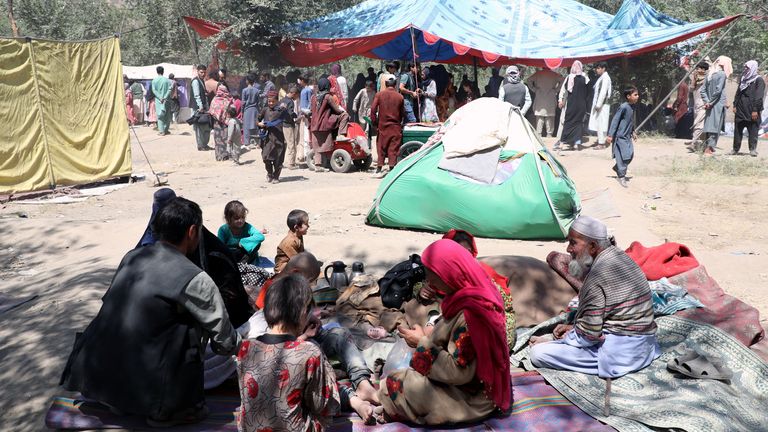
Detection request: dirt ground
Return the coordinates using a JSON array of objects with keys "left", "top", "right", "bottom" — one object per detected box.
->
[{"left": 1, "top": 123, "right": 766, "bottom": 430}]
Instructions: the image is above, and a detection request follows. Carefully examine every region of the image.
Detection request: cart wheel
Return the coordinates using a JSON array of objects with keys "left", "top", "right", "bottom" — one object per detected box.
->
[
  {"left": 306, "top": 150, "right": 316, "bottom": 171},
  {"left": 353, "top": 155, "right": 373, "bottom": 171},
  {"left": 330, "top": 149, "right": 353, "bottom": 173},
  {"left": 398, "top": 141, "right": 423, "bottom": 162}
]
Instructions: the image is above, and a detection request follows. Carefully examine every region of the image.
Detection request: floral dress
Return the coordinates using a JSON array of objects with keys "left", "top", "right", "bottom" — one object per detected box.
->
[
  {"left": 378, "top": 311, "right": 496, "bottom": 425},
  {"left": 236, "top": 334, "right": 340, "bottom": 432}
]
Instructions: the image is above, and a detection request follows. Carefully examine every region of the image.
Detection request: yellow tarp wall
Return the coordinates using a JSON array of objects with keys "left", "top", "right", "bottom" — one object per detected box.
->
[{"left": 0, "top": 37, "right": 131, "bottom": 194}]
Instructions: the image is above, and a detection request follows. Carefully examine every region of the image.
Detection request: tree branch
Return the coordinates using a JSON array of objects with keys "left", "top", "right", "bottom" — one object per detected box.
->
[{"left": 7, "top": 0, "right": 20, "bottom": 37}]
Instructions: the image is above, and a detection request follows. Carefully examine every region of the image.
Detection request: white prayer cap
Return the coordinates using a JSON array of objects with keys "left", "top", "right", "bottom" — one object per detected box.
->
[
  {"left": 570, "top": 215, "right": 608, "bottom": 240},
  {"left": 506, "top": 65, "right": 519, "bottom": 76}
]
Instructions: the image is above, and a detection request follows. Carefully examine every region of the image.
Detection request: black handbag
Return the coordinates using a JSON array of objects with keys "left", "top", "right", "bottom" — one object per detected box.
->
[
  {"left": 186, "top": 112, "right": 212, "bottom": 126},
  {"left": 378, "top": 254, "right": 426, "bottom": 309}
]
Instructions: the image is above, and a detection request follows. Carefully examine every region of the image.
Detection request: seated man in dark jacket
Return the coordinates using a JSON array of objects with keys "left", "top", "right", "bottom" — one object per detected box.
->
[{"left": 60, "top": 197, "right": 241, "bottom": 427}]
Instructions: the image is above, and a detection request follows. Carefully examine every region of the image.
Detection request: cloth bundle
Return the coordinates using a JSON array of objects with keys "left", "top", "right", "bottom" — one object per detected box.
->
[
  {"left": 335, "top": 274, "right": 406, "bottom": 331},
  {"left": 625, "top": 241, "right": 699, "bottom": 281}
]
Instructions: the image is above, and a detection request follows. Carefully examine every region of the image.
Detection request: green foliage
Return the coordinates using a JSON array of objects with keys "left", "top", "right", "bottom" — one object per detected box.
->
[
  {"left": 1, "top": 0, "right": 123, "bottom": 40},
  {"left": 222, "top": 0, "right": 362, "bottom": 68},
  {"left": 119, "top": 0, "right": 230, "bottom": 65},
  {"left": 0, "top": 0, "right": 229, "bottom": 66}
]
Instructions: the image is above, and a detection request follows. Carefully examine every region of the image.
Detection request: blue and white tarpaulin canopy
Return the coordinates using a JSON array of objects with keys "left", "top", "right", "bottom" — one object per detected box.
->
[{"left": 279, "top": 0, "right": 739, "bottom": 67}]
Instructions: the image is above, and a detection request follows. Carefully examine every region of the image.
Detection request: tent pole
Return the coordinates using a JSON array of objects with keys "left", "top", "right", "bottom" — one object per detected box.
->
[
  {"left": 473, "top": 56, "right": 478, "bottom": 85},
  {"left": 181, "top": 16, "right": 200, "bottom": 64},
  {"left": 635, "top": 19, "right": 739, "bottom": 132},
  {"left": 410, "top": 26, "right": 421, "bottom": 119}
]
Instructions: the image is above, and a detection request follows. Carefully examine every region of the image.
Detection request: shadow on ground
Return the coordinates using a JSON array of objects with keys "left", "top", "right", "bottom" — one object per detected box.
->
[{"left": 0, "top": 224, "right": 117, "bottom": 431}]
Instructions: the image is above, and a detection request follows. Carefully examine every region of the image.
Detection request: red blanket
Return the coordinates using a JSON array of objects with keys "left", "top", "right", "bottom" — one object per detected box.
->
[{"left": 625, "top": 241, "right": 699, "bottom": 281}]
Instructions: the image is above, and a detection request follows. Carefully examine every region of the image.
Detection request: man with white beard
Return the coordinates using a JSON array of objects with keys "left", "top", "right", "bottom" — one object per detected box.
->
[{"left": 530, "top": 216, "right": 660, "bottom": 378}]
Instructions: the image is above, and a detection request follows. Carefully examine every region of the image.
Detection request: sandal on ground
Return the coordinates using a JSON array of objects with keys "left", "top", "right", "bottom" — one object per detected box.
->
[{"left": 667, "top": 349, "right": 732, "bottom": 381}]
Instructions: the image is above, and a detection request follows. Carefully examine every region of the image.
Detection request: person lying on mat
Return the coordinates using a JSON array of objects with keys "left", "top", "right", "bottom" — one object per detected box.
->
[
  {"left": 237, "top": 274, "right": 377, "bottom": 431},
  {"left": 374, "top": 240, "right": 510, "bottom": 425},
  {"left": 60, "top": 197, "right": 240, "bottom": 427},
  {"left": 530, "top": 215, "right": 661, "bottom": 378},
  {"left": 248, "top": 252, "right": 381, "bottom": 420}
]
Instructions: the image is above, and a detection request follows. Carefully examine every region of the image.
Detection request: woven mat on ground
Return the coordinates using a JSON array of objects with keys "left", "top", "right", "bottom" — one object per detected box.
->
[
  {"left": 45, "top": 372, "right": 613, "bottom": 431},
  {"left": 45, "top": 392, "right": 240, "bottom": 431},
  {"left": 525, "top": 315, "right": 768, "bottom": 432}
]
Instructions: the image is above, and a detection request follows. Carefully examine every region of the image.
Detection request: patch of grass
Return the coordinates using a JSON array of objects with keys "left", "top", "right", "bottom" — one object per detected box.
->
[{"left": 660, "top": 155, "right": 768, "bottom": 182}]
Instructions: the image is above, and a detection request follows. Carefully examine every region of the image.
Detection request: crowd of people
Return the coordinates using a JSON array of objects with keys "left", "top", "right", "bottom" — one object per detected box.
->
[
  {"left": 186, "top": 61, "right": 467, "bottom": 179},
  {"left": 124, "top": 66, "right": 181, "bottom": 135},
  {"left": 125, "top": 56, "right": 765, "bottom": 186},
  {"left": 166, "top": 61, "right": 534, "bottom": 180},
  {"left": 64, "top": 52, "right": 768, "bottom": 432},
  {"left": 59, "top": 181, "right": 659, "bottom": 430},
  {"left": 665, "top": 56, "right": 765, "bottom": 157}
]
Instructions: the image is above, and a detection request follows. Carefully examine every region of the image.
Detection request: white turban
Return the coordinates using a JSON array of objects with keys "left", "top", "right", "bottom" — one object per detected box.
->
[
  {"left": 505, "top": 66, "right": 521, "bottom": 84},
  {"left": 571, "top": 215, "right": 608, "bottom": 240}
]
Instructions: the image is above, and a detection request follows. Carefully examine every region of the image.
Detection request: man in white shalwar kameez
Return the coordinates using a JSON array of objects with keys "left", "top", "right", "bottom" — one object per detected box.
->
[{"left": 588, "top": 63, "right": 612, "bottom": 149}]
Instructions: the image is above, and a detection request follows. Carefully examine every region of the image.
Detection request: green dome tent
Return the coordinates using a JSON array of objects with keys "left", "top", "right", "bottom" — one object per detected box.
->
[{"left": 366, "top": 98, "right": 580, "bottom": 239}]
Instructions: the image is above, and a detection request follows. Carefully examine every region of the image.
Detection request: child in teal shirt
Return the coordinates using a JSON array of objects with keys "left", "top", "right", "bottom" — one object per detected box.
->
[{"left": 218, "top": 200, "right": 267, "bottom": 264}]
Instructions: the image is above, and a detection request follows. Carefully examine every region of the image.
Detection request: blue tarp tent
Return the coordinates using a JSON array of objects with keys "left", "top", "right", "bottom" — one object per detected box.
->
[{"left": 279, "top": 0, "right": 738, "bottom": 67}]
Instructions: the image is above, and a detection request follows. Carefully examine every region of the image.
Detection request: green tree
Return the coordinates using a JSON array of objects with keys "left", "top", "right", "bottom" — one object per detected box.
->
[
  {"left": 120, "top": 0, "right": 229, "bottom": 65},
  {"left": 0, "top": 0, "right": 228, "bottom": 66},
  {"left": 222, "top": 0, "right": 362, "bottom": 68},
  {"left": 1, "top": 0, "right": 122, "bottom": 40}
]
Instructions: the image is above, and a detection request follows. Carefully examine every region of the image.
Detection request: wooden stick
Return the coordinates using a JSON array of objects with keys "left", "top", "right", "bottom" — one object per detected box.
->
[{"left": 603, "top": 377, "right": 612, "bottom": 417}]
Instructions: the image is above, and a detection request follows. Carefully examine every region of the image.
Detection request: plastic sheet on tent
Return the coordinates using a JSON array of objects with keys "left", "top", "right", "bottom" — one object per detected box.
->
[
  {"left": 0, "top": 37, "right": 131, "bottom": 194},
  {"left": 278, "top": 0, "right": 739, "bottom": 67},
  {"left": 366, "top": 99, "right": 580, "bottom": 239}
]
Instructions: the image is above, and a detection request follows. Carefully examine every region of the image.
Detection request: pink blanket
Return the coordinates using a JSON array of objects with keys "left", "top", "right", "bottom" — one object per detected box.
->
[{"left": 668, "top": 266, "right": 766, "bottom": 353}]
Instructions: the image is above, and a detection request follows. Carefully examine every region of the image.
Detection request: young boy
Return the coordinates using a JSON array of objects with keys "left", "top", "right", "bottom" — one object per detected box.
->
[
  {"left": 280, "top": 84, "right": 302, "bottom": 169},
  {"left": 226, "top": 106, "right": 242, "bottom": 165},
  {"left": 274, "top": 209, "right": 309, "bottom": 273},
  {"left": 606, "top": 86, "right": 639, "bottom": 188},
  {"left": 258, "top": 93, "right": 287, "bottom": 183}
]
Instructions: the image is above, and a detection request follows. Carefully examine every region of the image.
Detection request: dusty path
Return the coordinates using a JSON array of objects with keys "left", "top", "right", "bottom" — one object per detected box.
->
[{"left": 1, "top": 123, "right": 765, "bottom": 430}]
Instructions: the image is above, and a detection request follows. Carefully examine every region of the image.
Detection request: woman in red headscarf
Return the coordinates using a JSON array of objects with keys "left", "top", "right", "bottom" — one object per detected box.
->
[
  {"left": 442, "top": 229, "right": 516, "bottom": 351},
  {"left": 375, "top": 240, "right": 511, "bottom": 425}
]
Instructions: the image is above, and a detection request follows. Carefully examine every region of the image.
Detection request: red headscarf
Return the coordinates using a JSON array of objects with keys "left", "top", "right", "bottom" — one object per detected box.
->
[
  {"left": 328, "top": 75, "right": 344, "bottom": 106},
  {"left": 421, "top": 239, "right": 511, "bottom": 411},
  {"left": 209, "top": 85, "right": 232, "bottom": 125},
  {"left": 442, "top": 229, "right": 510, "bottom": 294}
]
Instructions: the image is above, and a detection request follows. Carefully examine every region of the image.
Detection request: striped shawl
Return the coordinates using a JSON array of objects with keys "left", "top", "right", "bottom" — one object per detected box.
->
[{"left": 574, "top": 246, "right": 657, "bottom": 340}]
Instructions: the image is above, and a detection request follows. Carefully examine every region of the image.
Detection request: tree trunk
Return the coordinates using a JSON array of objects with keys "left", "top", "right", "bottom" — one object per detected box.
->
[{"left": 7, "top": 0, "right": 20, "bottom": 37}]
